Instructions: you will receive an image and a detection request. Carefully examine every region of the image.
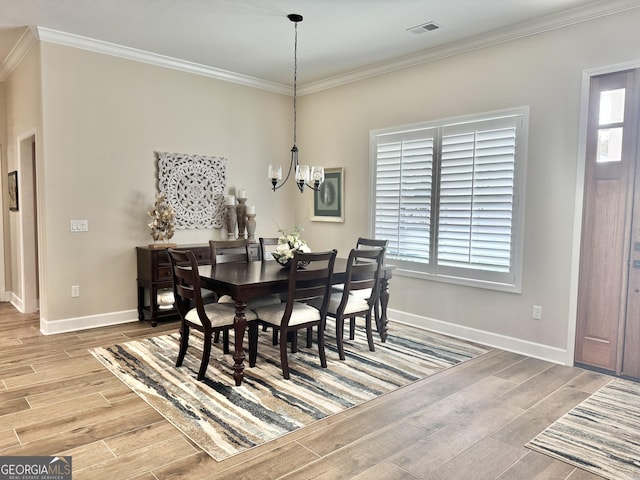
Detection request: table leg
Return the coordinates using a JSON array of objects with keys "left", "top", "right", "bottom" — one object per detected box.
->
[
  {"left": 233, "top": 301, "right": 248, "bottom": 386},
  {"left": 379, "top": 277, "right": 390, "bottom": 342}
]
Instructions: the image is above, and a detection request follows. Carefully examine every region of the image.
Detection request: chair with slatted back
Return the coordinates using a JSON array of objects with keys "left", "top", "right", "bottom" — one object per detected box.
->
[
  {"left": 167, "top": 248, "right": 257, "bottom": 381},
  {"left": 349, "top": 238, "right": 388, "bottom": 339},
  {"left": 257, "top": 237, "right": 284, "bottom": 342},
  {"left": 259, "top": 237, "right": 279, "bottom": 262},
  {"left": 249, "top": 250, "right": 337, "bottom": 379},
  {"left": 333, "top": 237, "right": 388, "bottom": 340},
  {"left": 209, "top": 239, "right": 282, "bottom": 310},
  {"left": 311, "top": 247, "right": 385, "bottom": 360}
]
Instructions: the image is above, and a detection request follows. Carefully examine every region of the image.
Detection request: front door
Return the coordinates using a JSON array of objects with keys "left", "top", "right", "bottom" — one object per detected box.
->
[{"left": 575, "top": 68, "right": 640, "bottom": 377}]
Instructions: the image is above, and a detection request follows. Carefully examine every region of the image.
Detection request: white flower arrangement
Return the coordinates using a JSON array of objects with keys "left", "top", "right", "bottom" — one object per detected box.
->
[{"left": 272, "top": 225, "right": 311, "bottom": 267}]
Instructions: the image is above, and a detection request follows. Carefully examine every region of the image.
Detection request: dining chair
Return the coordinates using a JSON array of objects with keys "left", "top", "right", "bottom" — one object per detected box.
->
[
  {"left": 209, "top": 239, "right": 282, "bottom": 309},
  {"left": 249, "top": 249, "right": 337, "bottom": 379},
  {"left": 311, "top": 247, "right": 385, "bottom": 360},
  {"left": 342, "top": 237, "right": 388, "bottom": 340},
  {"left": 167, "top": 248, "right": 257, "bottom": 381},
  {"left": 257, "top": 236, "right": 284, "bottom": 342},
  {"left": 258, "top": 237, "right": 279, "bottom": 262}
]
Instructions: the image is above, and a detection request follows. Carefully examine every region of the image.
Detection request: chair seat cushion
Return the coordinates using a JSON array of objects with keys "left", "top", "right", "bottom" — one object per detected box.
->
[
  {"left": 309, "top": 292, "right": 370, "bottom": 316},
  {"left": 350, "top": 288, "right": 373, "bottom": 299},
  {"left": 185, "top": 302, "right": 257, "bottom": 327},
  {"left": 254, "top": 302, "right": 321, "bottom": 327},
  {"left": 218, "top": 294, "right": 282, "bottom": 310}
]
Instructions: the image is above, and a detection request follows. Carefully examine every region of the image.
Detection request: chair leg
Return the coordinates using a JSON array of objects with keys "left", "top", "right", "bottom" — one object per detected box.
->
[
  {"left": 248, "top": 321, "right": 259, "bottom": 367},
  {"left": 213, "top": 331, "right": 220, "bottom": 343},
  {"left": 317, "top": 324, "right": 327, "bottom": 368},
  {"left": 222, "top": 329, "right": 230, "bottom": 354},
  {"left": 349, "top": 317, "right": 356, "bottom": 340},
  {"left": 272, "top": 328, "right": 279, "bottom": 345},
  {"left": 280, "top": 329, "right": 291, "bottom": 380},
  {"left": 176, "top": 323, "right": 190, "bottom": 367},
  {"left": 365, "top": 312, "right": 375, "bottom": 352},
  {"left": 197, "top": 331, "right": 212, "bottom": 380},
  {"left": 306, "top": 326, "right": 313, "bottom": 348},
  {"left": 291, "top": 331, "right": 298, "bottom": 353},
  {"left": 336, "top": 316, "right": 346, "bottom": 361}
]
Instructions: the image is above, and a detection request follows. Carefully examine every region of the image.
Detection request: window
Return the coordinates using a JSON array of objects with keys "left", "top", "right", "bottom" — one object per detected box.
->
[{"left": 370, "top": 107, "right": 528, "bottom": 292}]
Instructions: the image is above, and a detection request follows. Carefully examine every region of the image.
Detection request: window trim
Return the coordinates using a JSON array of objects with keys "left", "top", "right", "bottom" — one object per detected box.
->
[{"left": 369, "top": 107, "right": 529, "bottom": 293}]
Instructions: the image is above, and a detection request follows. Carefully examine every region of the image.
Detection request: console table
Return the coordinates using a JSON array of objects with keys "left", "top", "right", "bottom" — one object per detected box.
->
[{"left": 136, "top": 243, "right": 260, "bottom": 326}]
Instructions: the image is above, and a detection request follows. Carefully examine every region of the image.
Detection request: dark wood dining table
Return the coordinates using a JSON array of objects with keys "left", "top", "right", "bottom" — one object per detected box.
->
[{"left": 198, "top": 258, "right": 393, "bottom": 386}]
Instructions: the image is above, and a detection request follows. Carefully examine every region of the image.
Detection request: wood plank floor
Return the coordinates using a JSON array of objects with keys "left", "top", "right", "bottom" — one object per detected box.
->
[{"left": 0, "top": 302, "right": 612, "bottom": 479}]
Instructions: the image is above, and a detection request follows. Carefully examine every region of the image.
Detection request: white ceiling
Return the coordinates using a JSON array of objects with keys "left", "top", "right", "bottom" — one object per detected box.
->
[{"left": 0, "top": 0, "right": 639, "bottom": 90}]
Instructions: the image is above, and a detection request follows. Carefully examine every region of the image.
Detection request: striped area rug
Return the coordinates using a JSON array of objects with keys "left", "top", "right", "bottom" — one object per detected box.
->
[
  {"left": 90, "top": 322, "right": 488, "bottom": 461},
  {"left": 527, "top": 378, "right": 640, "bottom": 480}
]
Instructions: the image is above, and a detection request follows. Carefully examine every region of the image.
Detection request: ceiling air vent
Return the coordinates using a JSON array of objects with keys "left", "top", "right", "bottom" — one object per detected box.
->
[{"left": 407, "top": 22, "right": 441, "bottom": 35}]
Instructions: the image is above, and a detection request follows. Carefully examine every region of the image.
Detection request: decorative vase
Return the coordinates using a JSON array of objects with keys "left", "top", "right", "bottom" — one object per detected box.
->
[{"left": 274, "top": 253, "right": 310, "bottom": 270}]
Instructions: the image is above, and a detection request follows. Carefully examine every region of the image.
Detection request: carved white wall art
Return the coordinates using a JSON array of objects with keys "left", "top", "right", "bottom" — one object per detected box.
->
[{"left": 156, "top": 151, "right": 228, "bottom": 229}]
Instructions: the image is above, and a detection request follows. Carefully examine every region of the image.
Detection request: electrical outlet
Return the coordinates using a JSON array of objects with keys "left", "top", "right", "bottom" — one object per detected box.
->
[
  {"left": 532, "top": 305, "right": 542, "bottom": 320},
  {"left": 71, "top": 285, "right": 80, "bottom": 297}
]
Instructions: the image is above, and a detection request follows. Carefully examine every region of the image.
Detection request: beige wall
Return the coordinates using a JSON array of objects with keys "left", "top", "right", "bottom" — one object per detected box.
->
[
  {"left": 35, "top": 42, "right": 296, "bottom": 326},
  {"left": 296, "top": 9, "right": 640, "bottom": 361},
  {"left": 2, "top": 8, "right": 639, "bottom": 361},
  {"left": 0, "top": 79, "right": 6, "bottom": 295},
  {"left": 4, "top": 44, "right": 42, "bottom": 307}
]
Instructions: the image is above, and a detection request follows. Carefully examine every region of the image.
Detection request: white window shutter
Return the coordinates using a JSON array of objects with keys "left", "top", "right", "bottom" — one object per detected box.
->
[
  {"left": 374, "top": 130, "right": 434, "bottom": 263},
  {"left": 370, "top": 108, "right": 527, "bottom": 291},
  {"left": 438, "top": 117, "right": 518, "bottom": 273}
]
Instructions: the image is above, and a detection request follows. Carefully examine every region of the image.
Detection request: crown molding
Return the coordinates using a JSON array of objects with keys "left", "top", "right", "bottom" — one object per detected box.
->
[
  {"left": 299, "top": 0, "right": 640, "bottom": 95},
  {"left": 4, "top": 0, "right": 638, "bottom": 93},
  {"left": 0, "top": 27, "right": 38, "bottom": 82},
  {"left": 35, "top": 27, "right": 291, "bottom": 95}
]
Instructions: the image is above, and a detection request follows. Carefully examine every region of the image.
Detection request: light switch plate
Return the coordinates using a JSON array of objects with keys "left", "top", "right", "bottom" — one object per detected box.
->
[{"left": 70, "top": 220, "right": 88, "bottom": 232}]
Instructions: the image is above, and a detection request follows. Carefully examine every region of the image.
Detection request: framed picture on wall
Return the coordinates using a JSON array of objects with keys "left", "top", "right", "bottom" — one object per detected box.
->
[
  {"left": 8, "top": 171, "right": 18, "bottom": 211},
  {"left": 311, "top": 167, "right": 344, "bottom": 222}
]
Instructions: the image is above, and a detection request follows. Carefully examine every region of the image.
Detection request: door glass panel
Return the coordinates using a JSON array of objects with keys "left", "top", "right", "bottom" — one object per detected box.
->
[
  {"left": 599, "top": 88, "right": 625, "bottom": 124},
  {"left": 597, "top": 127, "right": 624, "bottom": 162}
]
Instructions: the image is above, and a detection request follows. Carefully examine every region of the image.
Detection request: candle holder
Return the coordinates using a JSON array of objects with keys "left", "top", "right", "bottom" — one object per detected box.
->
[
  {"left": 225, "top": 205, "right": 237, "bottom": 239},
  {"left": 246, "top": 213, "right": 257, "bottom": 242},
  {"left": 236, "top": 197, "right": 247, "bottom": 239}
]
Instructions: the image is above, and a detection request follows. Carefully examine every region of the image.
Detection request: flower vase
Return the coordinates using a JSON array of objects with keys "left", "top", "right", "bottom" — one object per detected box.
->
[{"left": 236, "top": 197, "right": 247, "bottom": 238}]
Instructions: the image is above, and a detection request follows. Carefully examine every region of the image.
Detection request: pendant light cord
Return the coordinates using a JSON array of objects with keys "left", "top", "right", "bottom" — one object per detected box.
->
[{"left": 292, "top": 20, "right": 298, "bottom": 148}]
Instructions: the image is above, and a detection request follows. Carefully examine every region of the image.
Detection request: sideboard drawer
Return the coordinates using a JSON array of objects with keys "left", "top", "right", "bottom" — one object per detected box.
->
[{"left": 156, "top": 266, "right": 172, "bottom": 281}]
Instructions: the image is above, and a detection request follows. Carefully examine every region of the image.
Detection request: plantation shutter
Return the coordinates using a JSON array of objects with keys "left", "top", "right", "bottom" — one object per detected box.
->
[
  {"left": 437, "top": 115, "right": 519, "bottom": 273},
  {"left": 374, "top": 129, "right": 435, "bottom": 263}
]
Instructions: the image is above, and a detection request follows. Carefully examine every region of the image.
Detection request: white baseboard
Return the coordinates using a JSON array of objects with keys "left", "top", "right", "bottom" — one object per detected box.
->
[
  {"left": 390, "top": 309, "right": 571, "bottom": 366},
  {"left": 10, "top": 292, "right": 24, "bottom": 312},
  {"left": 37, "top": 305, "right": 571, "bottom": 365},
  {"left": 40, "top": 309, "right": 140, "bottom": 335}
]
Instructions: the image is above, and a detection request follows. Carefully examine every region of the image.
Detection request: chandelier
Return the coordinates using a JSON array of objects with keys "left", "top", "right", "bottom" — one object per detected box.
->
[{"left": 269, "top": 14, "right": 325, "bottom": 193}]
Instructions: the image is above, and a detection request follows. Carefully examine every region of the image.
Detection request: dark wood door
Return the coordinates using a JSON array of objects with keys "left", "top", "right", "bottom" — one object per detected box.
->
[{"left": 576, "top": 69, "right": 640, "bottom": 376}]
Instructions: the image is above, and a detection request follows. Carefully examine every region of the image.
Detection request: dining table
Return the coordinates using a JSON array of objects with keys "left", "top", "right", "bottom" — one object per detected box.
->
[{"left": 198, "top": 258, "right": 393, "bottom": 386}]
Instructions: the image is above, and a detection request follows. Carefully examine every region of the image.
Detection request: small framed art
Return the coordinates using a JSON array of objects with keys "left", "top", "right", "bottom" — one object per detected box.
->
[
  {"left": 311, "top": 167, "right": 344, "bottom": 222},
  {"left": 8, "top": 171, "right": 18, "bottom": 211}
]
